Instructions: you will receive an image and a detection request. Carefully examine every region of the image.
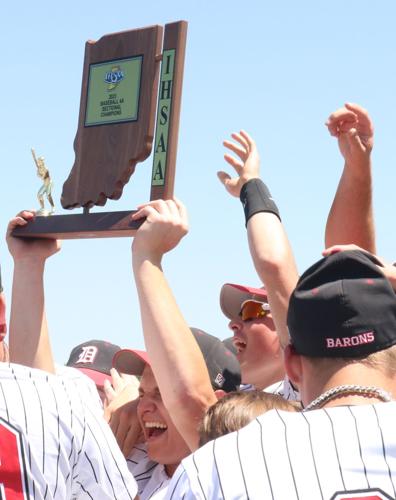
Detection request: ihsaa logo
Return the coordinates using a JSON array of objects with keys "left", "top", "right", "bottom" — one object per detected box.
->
[{"left": 104, "top": 65, "right": 124, "bottom": 90}]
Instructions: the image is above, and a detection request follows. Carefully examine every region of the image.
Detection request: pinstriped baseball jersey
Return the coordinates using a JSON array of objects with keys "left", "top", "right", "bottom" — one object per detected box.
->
[
  {"left": 165, "top": 402, "right": 396, "bottom": 500},
  {"left": 0, "top": 362, "right": 137, "bottom": 499},
  {"left": 241, "top": 377, "right": 300, "bottom": 402},
  {"left": 56, "top": 365, "right": 103, "bottom": 412},
  {"left": 127, "top": 444, "right": 171, "bottom": 499}
]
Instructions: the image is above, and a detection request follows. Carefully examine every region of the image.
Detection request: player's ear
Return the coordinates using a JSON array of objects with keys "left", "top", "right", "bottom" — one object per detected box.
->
[
  {"left": 214, "top": 389, "right": 227, "bottom": 400},
  {"left": 284, "top": 344, "right": 302, "bottom": 386}
]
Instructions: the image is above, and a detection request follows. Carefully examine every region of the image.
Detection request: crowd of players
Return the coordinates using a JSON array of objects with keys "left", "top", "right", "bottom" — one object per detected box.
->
[{"left": 1, "top": 102, "right": 396, "bottom": 499}]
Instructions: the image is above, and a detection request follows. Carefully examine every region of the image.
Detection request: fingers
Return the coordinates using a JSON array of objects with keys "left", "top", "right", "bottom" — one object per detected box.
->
[
  {"left": 103, "top": 378, "right": 116, "bottom": 403},
  {"left": 322, "top": 244, "right": 363, "bottom": 256},
  {"left": 122, "top": 423, "right": 143, "bottom": 457},
  {"left": 345, "top": 102, "right": 374, "bottom": 134},
  {"left": 325, "top": 109, "right": 357, "bottom": 136},
  {"left": 110, "top": 368, "right": 125, "bottom": 393},
  {"left": 326, "top": 103, "right": 374, "bottom": 142},
  {"left": 113, "top": 411, "right": 131, "bottom": 451},
  {"left": 223, "top": 153, "right": 244, "bottom": 173},
  {"left": 7, "top": 210, "right": 35, "bottom": 234},
  {"left": 345, "top": 128, "right": 365, "bottom": 153},
  {"left": 223, "top": 139, "right": 247, "bottom": 163},
  {"left": 239, "top": 130, "right": 256, "bottom": 151},
  {"left": 217, "top": 171, "right": 231, "bottom": 187},
  {"left": 173, "top": 197, "right": 189, "bottom": 230},
  {"left": 230, "top": 132, "right": 249, "bottom": 152},
  {"left": 133, "top": 199, "right": 187, "bottom": 223}
]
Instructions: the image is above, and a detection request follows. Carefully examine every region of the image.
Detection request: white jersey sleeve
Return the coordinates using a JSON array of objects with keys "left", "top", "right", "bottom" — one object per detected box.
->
[
  {"left": 55, "top": 364, "right": 103, "bottom": 412},
  {"left": 0, "top": 362, "right": 137, "bottom": 499},
  {"left": 127, "top": 444, "right": 171, "bottom": 499},
  {"left": 165, "top": 402, "right": 396, "bottom": 499},
  {"left": 240, "top": 377, "right": 300, "bottom": 402},
  {"left": 268, "top": 377, "right": 300, "bottom": 401}
]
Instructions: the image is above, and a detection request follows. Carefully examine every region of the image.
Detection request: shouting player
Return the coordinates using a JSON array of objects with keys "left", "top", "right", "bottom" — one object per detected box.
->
[{"left": 166, "top": 249, "right": 396, "bottom": 499}]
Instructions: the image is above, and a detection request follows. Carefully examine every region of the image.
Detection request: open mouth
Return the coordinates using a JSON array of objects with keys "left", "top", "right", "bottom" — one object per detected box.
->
[
  {"left": 145, "top": 421, "right": 168, "bottom": 439},
  {"left": 233, "top": 338, "right": 247, "bottom": 354}
]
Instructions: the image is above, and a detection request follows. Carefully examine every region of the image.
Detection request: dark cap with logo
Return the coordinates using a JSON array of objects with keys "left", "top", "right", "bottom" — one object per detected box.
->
[
  {"left": 287, "top": 250, "right": 396, "bottom": 358},
  {"left": 66, "top": 339, "right": 121, "bottom": 388},
  {"left": 113, "top": 327, "right": 241, "bottom": 392}
]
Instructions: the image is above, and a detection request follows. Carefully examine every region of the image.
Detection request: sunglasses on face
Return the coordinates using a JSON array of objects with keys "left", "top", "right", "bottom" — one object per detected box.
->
[{"left": 239, "top": 300, "right": 270, "bottom": 321}]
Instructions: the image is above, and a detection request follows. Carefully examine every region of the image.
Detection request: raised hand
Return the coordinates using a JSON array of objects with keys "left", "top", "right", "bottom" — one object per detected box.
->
[
  {"left": 131, "top": 198, "right": 188, "bottom": 262},
  {"left": 6, "top": 210, "right": 61, "bottom": 262},
  {"left": 217, "top": 130, "right": 260, "bottom": 198},
  {"left": 325, "top": 103, "right": 374, "bottom": 167}
]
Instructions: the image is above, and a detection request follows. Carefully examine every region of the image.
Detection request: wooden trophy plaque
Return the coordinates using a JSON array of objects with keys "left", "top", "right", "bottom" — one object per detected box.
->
[{"left": 14, "top": 21, "right": 187, "bottom": 239}]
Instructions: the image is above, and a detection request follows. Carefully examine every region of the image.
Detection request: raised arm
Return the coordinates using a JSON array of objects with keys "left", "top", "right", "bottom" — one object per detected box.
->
[
  {"left": 0, "top": 266, "right": 6, "bottom": 340},
  {"left": 218, "top": 131, "right": 298, "bottom": 347},
  {"left": 6, "top": 210, "right": 60, "bottom": 372},
  {"left": 131, "top": 200, "right": 217, "bottom": 451},
  {"left": 325, "top": 103, "right": 375, "bottom": 253}
]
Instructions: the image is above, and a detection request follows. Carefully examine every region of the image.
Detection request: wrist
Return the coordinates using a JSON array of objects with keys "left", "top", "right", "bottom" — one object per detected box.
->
[
  {"left": 132, "top": 250, "right": 163, "bottom": 271},
  {"left": 240, "top": 178, "right": 281, "bottom": 226},
  {"left": 344, "top": 156, "right": 372, "bottom": 173},
  {"left": 240, "top": 174, "right": 260, "bottom": 186},
  {"left": 13, "top": 257, "right": 46, "bottom": 270}
]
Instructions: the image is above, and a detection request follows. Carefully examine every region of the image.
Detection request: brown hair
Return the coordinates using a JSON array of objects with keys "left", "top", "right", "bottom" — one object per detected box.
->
[{"left": 198, "top": 390, "right": 299, "bottom": 446}]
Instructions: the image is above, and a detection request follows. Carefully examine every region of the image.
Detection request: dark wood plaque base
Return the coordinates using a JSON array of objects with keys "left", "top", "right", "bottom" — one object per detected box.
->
[{"left": 12, "top": 211, "right": 144, "bottom": 239}]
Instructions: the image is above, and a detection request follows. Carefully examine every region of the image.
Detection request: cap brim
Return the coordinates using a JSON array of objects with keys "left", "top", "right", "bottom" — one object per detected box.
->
[
  {"left": 220, "top": 283, "right": 268, "bottom": 320},
  {"left": 76, "top": 367, "right": 111, "bottom": 389},
  {"left": 112, "top": 349, "right": 150, "bottom": 376}
]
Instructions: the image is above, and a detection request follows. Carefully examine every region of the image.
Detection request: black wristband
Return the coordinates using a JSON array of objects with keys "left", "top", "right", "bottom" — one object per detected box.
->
[{"left": 240, "top": 178, "right": 281, "bottom": 226}]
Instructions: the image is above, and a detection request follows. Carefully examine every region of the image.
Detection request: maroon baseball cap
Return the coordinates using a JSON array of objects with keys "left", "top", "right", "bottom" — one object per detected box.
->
[
  {"left": 113, "top": 328, "right": 241, "bottom": 392},
  {"left": 66, "top": 340, "right": 121, "bottom": 388},
  {"left": 220, "top": 283, "right": 268, "bottom": 320},
  {"left": 112, "top": 349, "right": 150, "bottom": 377}
]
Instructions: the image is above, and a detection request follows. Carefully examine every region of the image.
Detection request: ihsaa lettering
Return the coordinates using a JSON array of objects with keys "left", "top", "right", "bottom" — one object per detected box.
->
[
  {"left": 104, "top": 69, "right": 124, "bottom": 85},
  {"left": 326, "top": 331, "right": 375, "bottom": 349}
]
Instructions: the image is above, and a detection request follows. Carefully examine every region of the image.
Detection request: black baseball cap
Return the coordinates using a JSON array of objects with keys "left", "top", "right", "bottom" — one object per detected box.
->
[
  {"left": 66, "top": 340, "right": 121, "bottom": 388},
  {"left": 222, "top": 337, "right": 238, "bottom": 356},
  {"left": 287, "top": 250, "right": 396, "bottom": 358},
  {"left": 113, "top": 327, "right": 241, "bottom": 392}
]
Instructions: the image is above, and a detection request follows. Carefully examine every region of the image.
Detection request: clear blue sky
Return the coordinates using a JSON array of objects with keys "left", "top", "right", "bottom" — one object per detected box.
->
[{"left": 1, "top": 1, "right": 395, "bottom": 362}]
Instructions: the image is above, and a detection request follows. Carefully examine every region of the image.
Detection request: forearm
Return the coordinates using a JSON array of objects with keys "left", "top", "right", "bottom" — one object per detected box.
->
[
  {"left": 325, "top": 159, "right": 375, "bottom": 253},
  {"left": 132, "top": 254, "right": 216, "bottom": 449},
  {"left": 247, "top": 212, "right": 299, "bottom": 347},
  {"left": 9, "top": 259, "right": 55, "bottom": 373}
]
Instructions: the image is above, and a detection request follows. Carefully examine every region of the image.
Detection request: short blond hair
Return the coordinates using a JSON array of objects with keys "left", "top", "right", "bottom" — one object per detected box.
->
[{"left": 198, "top": 390, "right": 299, "bottom": 446}]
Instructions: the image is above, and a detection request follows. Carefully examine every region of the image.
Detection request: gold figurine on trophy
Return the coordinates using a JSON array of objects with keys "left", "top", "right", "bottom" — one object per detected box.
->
[{"left": 31, "top": 148, "right": 55, "bottom": 216}]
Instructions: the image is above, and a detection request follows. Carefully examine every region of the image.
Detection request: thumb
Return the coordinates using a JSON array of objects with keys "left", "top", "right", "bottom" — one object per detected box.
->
[
  {"left": 346, "top": 128, "right": 365, "bottom": 153},
  {"left": 217, "top": 171, "right": 231, "bottom": 186}
]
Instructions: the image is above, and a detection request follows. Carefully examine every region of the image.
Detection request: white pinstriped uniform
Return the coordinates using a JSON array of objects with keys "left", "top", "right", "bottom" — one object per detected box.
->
[
  {"left": 55, "top": 365, "right": 103, "bottom": 412},
  {"left": 165, "top": 402, "right": 396, "bottom": 500},
  {"left": 240, "top": 377, "right": 300, "bottom": 402},
  {"left": 0, "top": 362, "right": 137, "bottom": 499},
  {"left": 127, "top": 444, "right": 171, "bottom": 499}
]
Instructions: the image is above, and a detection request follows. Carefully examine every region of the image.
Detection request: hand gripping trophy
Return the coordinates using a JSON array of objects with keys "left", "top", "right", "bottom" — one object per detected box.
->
[{"left": 31, "top": 148, "right": 55, "bottom": 216}]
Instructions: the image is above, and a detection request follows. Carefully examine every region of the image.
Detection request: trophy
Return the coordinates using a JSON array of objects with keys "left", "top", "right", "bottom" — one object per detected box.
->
[
  {"left": 31, "top": 149, "right": 55, "bottom": 216},
  {"left": 14, "top": 21, "right": 187, "bottom": 239}
]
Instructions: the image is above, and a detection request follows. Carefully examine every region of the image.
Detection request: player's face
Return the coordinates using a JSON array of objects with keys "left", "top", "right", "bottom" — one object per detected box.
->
[
  {"left": 228, "top": 313, "right": 284, "bottom": 389},
  {"left": 137, "top": 366, "right": 190, "bottom": 476}
]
